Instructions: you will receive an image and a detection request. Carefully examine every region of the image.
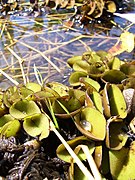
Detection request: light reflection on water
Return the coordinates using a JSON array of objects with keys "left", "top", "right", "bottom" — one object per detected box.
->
[{"left": 0, "top": 10, "right": 135, "bottom": 89}]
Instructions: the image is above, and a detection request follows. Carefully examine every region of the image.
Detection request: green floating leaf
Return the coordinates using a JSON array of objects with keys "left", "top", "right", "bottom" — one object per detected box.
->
[
  {"left": 106, "top": 118, "right": 128, "bottom": 150},
  {"left": 120, "top": 62, "right": 135, "bottom": 76},
  {"left": 3, "top": 86, "right": 34, "bottom": 107},
  {"left": 53, "top": 97, "right": 82, "bottom": 114},
  {"left": 108, "top": 57, "right": 121, "bottom": 70},
  {"left": 10, "top": 100, "right": 41, "bottom": 119},
  {"left": 72, "top": 164, "right": 89, "bottom": 180},
  {"left": 88, "top": 62, "right": 106, "bottom": 75},
  {"left": 23, "top": 113, "right": 50, "bottom": 139},
  {"left": 46, "top": 82, "right": 69, "bottom": 97},
  {"left": 88, "top": 53, "right": 101, "bottom": 64},
  {"left": 117, "top": 141, "right": 135, "bottom": 180},
  {"left": 101, "top": 70, "right": 126, "bottom": 84},
  {"left": 56, "top": 136, "right": 95, "bottom": 163},
  {"left": 107, "top": 84, "right": 127, "bottom": 118},
  {"left": 79, "top": 77, "right": 100, "bottom": 92},
  {"left": 109, "top": 147, "right": 129, "bottom": 179},
  {"left": 34, "top": 90, "right": 57, "bottom": 101},
  {"left": 26, "top": 82, "right": 41, "bottom": 93},
  {"left": 73, "top": 60, "right": 91, "bottom": 73},
  {"left": 0, "top": 119, "right": 21, "bottom": 137},
  {"left": 90, "top": 90, "right": 103, "bottom": 114},
  {"left": 52, "top": 97, "right": 82, "bottom": 119},
  {"left": 82, "top": 51, "right": 92, "bottom": 61},
  {"left": 75, "top": 107, "right": 106, "bottom": 141},
  {"left": 18, "top": 87, "right": 34, "bottom": 101},
  {"left": 0, "top": 114, "right": 14, "bottom": 127},
  {"left": 34, "top": 86, "right": 60, "bottom": 101},
  {"left": 96, "top": 50, "right": 112, "bottom": 61},
  {"left": 68, "top": 89, "right": 85, "bottom": 105},
  {"left": 122, "top": 77, "right": 135, "bottom": 89},
  {"left": 67, "top": 56, "right": 82, "bottom": 67},
  {"left": 69, "top": 71, "right": 87, "bottom": 86}
]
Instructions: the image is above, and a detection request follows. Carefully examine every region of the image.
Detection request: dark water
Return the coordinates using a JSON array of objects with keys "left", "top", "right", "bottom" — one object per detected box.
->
[{"left": 0, "top": 4, "right": 135, "bottom": 89}]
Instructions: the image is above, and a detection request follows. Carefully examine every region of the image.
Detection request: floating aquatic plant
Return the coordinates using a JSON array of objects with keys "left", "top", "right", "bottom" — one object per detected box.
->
[{"left": 0, "top": 50, "right": 135, "bottom": 179}]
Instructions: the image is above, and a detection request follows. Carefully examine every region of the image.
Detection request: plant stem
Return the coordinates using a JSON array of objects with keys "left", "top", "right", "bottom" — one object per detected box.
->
[{"left": 50, "top": 121, "right": 94, "bottom": 180}]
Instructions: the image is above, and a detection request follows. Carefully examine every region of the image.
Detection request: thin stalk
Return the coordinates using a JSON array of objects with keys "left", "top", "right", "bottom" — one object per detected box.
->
[
  {"left": 6, "top": 47, "right": 27, "bottom": 85},
  {"left": 46, "top": 99, "right": 59, "bottom": 129},
  {"left": 34, "top": 64, "right": 43, "bottom": 86},
  {"left": 0, "top": 69, "right": 19, "bottom": 86},
  {"left": 13, "top": 39, "right": 61, "bottom": 73},
  {"left": 50, "top": 121, "right": 94, "bottom": 180},
  {"left": 0, "top": 23, "right": 5, "bottom": 38},
  {"left": 80, "top": 145, "right": 102, "bottom": 180}
]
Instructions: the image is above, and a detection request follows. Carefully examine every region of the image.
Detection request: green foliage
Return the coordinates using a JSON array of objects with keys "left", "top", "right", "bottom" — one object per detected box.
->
[
  {"left": 23, "top": 113, "right": 50, "bottom": 140},
  {"left": 0, "top": 119, "right": 21, "bottom": 138},
  {"left": 10, "top": 100, "right": 41, "bottom": 119},
  {"left": 57, "top": 136, "right": 95, "bottom": 163},
  {"left": 0, "top": 49, "right": 135, "bottom": 179}
]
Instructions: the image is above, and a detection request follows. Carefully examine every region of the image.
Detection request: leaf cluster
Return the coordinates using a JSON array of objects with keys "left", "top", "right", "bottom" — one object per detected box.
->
[{"left": 0, "top": 49, "right": 135, "bottom": 179}]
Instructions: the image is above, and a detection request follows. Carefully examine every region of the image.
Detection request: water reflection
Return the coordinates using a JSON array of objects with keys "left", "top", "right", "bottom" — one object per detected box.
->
[{"left": 0, "top": 9, "right": 135, "bottom": 88}]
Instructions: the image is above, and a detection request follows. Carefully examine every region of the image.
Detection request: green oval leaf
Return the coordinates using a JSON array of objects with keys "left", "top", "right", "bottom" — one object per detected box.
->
[
  {"left": 56, "top": 136, "right": 95, "bottom": 163},
  {"left": 75, "top": 107, "right": 106, "bottom": 141},
  {"left": 108, "top": 57, "right": 121, "bottom": 70},
  {"left": 107, "top": 84, "right": 127, "bottom": 118},
  {"left": 120, "top": 63, "right": 135, "bottom": 76},
  {"left": 73, "top": 60, "right": 91, "bottom": 73},
  {"left": 79, "top": 77, "right": 100, "bottom": 92},
  {"left": 0, "top": 120, "right": 21, "bottom": 137},
  {"left": 109, "top": 147, "right": 129, "bottom": 179},
  {"left": 117, "top": 141, "right": 135, "bottom": 180},
  {"left": 67, "top": 56, "right": 82, "bottom": 67},
  {"left": 23, "top": 113, "right": 50, "bottom": 138},
  {"left": 0, "top": 114, "right": 14, "bottom": 127},
  {"left": 10, "top": 100, "right": 41, "bottom": 119},
  {"left": 26, "top": 82, "right": 41, "bottom": 93},
  {"left": 69, "top": 71, "right": 87, "bottom": 86},
  {"left": 101, "top": 70, "right": 126, "bottom": 84}
]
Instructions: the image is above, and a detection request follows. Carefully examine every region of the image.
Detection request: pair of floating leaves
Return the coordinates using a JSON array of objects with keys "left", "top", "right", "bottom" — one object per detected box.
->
[
  {"left": 69, "top": 72, "right": 100, "bottom": 91},
  {"left": 3, "top": 86, "right": 33, "bottom": 108},
  {"left": 3, "top": 83, "right": 41, "bottom": 108},
  {"left": 2, "top": 99, "right": 50, "bottom": 140}
]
